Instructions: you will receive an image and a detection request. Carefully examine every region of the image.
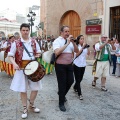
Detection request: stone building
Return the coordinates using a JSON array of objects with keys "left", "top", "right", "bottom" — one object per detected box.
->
[
  {"left": 40, "top": 0, "right": 120, "bottom": 59},
  {"left": 104, "top": 0, "right": 120, "bottom": 40},
  {"left": 0, "top": 18, "right": 20, "bottom": 37}
]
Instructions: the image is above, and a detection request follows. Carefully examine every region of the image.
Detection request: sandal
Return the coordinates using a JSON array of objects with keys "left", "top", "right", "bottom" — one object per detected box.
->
[
  {"left": 28, "top": 99, "right": 40, "bottom": 113},
  {"left": 101, "top": 86, "right": 107, "bottom": 91},
  {"left": 21, "top": 106, "right": 28, "bottom": 119},
  {"left": 79, "top": 95, "right": 83, "bottom": 100},
  {"left": 92, "top": 80, "right": 96, "bottom": 87}
]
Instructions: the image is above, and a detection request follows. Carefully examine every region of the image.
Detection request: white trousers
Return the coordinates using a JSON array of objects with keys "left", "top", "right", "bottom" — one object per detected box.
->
[
  {"left": 94, "top": 61, "right": 109, "bottom": 78},
  {"left": 10, "top": 70, "right": 42, "bottom": 92}
]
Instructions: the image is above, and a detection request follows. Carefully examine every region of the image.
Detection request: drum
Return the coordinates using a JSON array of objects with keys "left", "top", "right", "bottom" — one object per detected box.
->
[
  {"left": 24, "top": 61, "right": 45, "bottom": 82},
  {"left": 0, "top": 51, "right": 5, "bottom": 61},
  {"left": 0, "top": 51, "right": 11, "bottom": 63},
  {"left": 5, "top": 57, "right": 12, "bottom": 64},
  {"left": 42, "top": 49, "right": 53, "bottom": 63}
]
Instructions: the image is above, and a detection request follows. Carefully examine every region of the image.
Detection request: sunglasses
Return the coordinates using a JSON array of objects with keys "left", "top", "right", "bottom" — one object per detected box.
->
[{"left": 102, "top": 37, "right": 107, "bottom": 38}]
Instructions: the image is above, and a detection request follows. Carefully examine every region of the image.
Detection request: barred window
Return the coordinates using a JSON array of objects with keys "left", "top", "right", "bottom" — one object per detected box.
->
[{"left": 109, "top": 6, "right": 120, "bottom": 41}]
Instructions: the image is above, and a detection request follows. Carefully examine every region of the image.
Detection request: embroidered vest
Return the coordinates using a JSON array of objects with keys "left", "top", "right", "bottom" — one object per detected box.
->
[
  {"left": 95, "top": 42, "right": 111, "bottom": 62},
  {"left": 5, "top": 41, "right": 11, "bottom": 54},
  {"left": 15, "top": 38, "right": 36, "bottom": 67}
]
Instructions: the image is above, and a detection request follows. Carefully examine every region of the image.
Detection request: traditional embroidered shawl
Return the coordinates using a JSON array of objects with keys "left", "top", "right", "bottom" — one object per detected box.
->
[
  {"left": 5, "top": 41, "right": 11, "bottom": 54},
  {"left": 15, "top": 38, "right": 36, "bottom": 67},
  {"left": 95, "top": 42, "right": 111, "bottom": 62}
]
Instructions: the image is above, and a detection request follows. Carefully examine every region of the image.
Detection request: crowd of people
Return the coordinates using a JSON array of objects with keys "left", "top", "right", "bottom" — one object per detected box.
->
[
  {"left": 0, "top": 32, "right": 56, "bottom": 75},
  {"left": 93, "top": 37, "right": 120, "bottom": 78},
  {"left": 0, "top": 23, "right": 120, "bottom": 119}
]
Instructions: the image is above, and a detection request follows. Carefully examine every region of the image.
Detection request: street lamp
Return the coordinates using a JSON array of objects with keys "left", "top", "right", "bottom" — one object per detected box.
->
[
  {"left": 27, "top": 10, "right": 36, "bottom": 37},
  {"left": 36, "top": 22, "right": 44, "bottom": 37}
]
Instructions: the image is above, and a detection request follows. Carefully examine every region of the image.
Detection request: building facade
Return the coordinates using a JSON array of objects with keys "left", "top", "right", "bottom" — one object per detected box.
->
[
  {"left": 0, "top": 19, "right": 20, "bottom": 37},
  {"left": 104, "top": 0, "right": 120, "bottom": 40},
  {"left": 40, "top": 0, "right": 120, "bottom": 59}
]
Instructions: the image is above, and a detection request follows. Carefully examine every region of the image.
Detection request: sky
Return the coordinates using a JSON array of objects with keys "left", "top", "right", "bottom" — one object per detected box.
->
[{"left": 0, "top": 0, "right": 40, "bottom": 15}]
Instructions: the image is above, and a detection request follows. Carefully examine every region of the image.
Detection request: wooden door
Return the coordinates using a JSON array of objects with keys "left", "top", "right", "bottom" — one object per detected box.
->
[{"left": 60, "top": 11, "right": 81, "bottom": 38}]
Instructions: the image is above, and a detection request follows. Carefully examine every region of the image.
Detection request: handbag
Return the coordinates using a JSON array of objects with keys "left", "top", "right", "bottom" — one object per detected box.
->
[
  {"left": 50, "top": 40, "right": 67, "bottom": 64},
  {"left": 50, "top": 53, "right": 56, "bottom": 64}
]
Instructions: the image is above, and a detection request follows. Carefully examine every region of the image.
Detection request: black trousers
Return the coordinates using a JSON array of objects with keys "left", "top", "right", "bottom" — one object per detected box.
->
[
  {"left": 73, "top": 64, "right": 85, "bottom": 96},
  {"left": 55, "top": 63, "right": 74, "bottom": 105}
]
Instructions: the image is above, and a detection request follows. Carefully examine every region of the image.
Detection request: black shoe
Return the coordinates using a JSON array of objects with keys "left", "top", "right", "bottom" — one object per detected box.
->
[
  {"left": 73, "top": 86, "right": 77, "bottom": 91},
  {"left": 64, "top": 97, "right": 67, "bottom": 102},
  {"left": 59, "top": 104, "right": 66, "bottom": 112},
  {"left": 101, "top": 86, "right": 108, "bottom": 92},
  {"left": 73, "top": 88, "right": 78, "bottom": 93}
]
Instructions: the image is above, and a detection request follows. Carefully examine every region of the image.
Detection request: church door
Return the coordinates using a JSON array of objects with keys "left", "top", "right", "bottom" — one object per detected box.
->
[{"left": 60, "top": 10, "right": 81, "bottom": 38}]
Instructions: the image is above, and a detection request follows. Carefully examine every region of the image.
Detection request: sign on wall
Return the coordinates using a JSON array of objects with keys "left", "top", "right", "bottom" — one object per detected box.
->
[
  {"left": 86, "top": 19, "right": 102, "bottom": 25},
  {"left": 86, "top": 25, "right": 101, "bottom": 34}
]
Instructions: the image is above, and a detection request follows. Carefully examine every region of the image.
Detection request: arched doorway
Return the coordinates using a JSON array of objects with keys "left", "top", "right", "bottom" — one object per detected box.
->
[{"left": 60, "top": 10, "right": 81, "bottom": 38}]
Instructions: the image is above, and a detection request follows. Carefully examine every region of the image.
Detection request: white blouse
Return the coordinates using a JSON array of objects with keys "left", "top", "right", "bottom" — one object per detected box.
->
[
  {"left": 73, "top": 44, "right": 88, "bottom": 67},
  {"left": 8, "top": 38, "right": 41, "bottom": 60},
  {"left": 53, "top": 36, "right": 74, "bottom": 53},
  {"left": 2, "top": 41, "right": 8, "bottom": 48}
]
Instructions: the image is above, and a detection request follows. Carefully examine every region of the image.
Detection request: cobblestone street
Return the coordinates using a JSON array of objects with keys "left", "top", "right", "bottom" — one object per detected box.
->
[
  {"left": 0, "top": 0, "right": 120, "bottom": 120},
  {"left": 0, "top": 62, "right": 120, "bottom": 120}
]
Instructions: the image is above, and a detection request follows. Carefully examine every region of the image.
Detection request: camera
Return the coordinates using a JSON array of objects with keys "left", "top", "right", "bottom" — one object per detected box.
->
[
  {"left": 84, "top": 44, "right": 90, "bottom": 49},
  {"left": 71, "top": 38, "right": 77, "bottom": 43},
  {"left": 110, "top": 38, "right": 113, "bottom": 41}
]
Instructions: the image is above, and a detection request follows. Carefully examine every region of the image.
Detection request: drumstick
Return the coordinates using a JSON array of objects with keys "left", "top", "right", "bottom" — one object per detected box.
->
[
  {"left": 29, "top": 52, "right": 40, "bottom": 54},
  {"left": 22, "top": 68, "right": 31, "bottom": 70},
  {"left": 15, "top": 68, "right": 31, "bottom": 70}
]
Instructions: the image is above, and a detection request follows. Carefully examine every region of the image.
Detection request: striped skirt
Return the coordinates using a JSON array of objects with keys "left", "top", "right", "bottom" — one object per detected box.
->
[
  {"left": 0, "top": 58, "right": 54, "bottom": 76},
  {"left": 0, "top": 60, "right": 15, "bottom": 76},
  {"left": 37, "top": 58, "right": 54, "bottom": 74}
]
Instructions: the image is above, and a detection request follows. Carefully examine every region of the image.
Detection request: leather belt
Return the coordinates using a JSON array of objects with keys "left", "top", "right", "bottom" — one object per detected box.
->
[{"left": 21, "top": 60, "right": 31, "bottom": 68}]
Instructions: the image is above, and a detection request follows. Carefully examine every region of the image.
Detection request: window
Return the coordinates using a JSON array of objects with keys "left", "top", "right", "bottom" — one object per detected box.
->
[{"left": 109, "top": 6, "right": 120, "bottom": 41}]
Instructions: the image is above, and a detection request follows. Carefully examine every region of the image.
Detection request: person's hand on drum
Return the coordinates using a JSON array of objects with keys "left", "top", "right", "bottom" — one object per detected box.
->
[
  {"left": 13, "top": 63, "right": 20, "bottom": 70},
  {"left": 35, "top": 53, "right": 41, "bottom": 58}
]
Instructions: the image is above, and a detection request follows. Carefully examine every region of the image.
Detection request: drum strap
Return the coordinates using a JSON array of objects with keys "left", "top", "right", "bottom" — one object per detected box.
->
[{"left": 22, "top": 42, "right": 32, "bottom": 59}]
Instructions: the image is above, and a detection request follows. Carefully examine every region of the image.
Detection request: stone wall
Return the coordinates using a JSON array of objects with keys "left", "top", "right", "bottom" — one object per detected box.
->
[{"left": 40, "top": 0, "right": 103, "bottom": 59}]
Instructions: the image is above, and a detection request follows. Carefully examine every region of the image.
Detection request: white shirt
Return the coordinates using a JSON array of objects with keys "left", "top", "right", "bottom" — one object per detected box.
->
[
  {"left": 53, "top": 36, "right": 74, "bottom": 53},
  {"left": 73, "top": 45, "right": 88, "bottom": 67},
  {"left": 111, "top": 43, "right": 119, "bottom": 55},
  {"left": 2, "top": 41, "right": 11, "bottom": 48},
  {"left": 47, "top": 41, "right": 52, "bottom": 50},
  {"left": 8, "top": 38, "right": 41, "bottom": 60},
  {"left": 0, "top": 41, "right": 5, "bottom": 48},
  {"left": 38, "top": 40, "right": 43, "bottom": 47}
]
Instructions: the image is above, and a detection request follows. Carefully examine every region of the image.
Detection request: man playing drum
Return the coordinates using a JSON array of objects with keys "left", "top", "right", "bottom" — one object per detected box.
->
[{"left": 8, "top": 23, "right": 42, "bottom": 119}]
